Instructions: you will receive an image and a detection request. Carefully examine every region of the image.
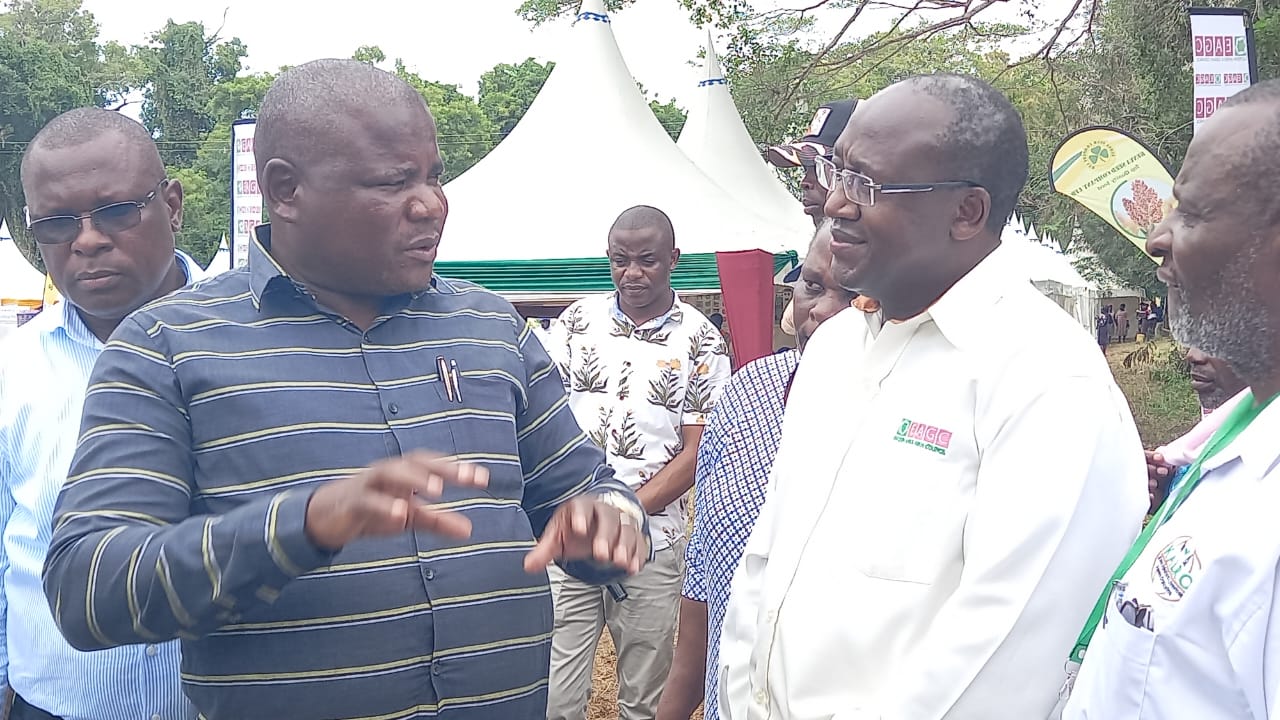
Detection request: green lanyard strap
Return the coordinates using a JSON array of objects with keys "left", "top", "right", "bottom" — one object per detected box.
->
[{"left": 1068, "top": 390, "right": 1274, "bottom": 663}]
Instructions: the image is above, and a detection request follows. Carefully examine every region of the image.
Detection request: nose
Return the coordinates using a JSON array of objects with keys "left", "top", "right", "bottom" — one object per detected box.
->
[
  {"left": 1145, "top": 217, "right": 1173, "bottom": 259},
  {"left": 407, "top": 184, "right": 447, "bottom": 223},
  {"left": 70, "top": 217, "right": 113, "bottom": 256},
  {"left": 823, "top": 182, "right": 859, "bottom": 221}
]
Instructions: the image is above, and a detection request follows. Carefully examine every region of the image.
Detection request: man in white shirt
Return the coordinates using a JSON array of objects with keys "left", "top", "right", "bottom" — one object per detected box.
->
[
  {"left": 718, "top": 73, "right": 1148, "bottom": 720},
  {"left": 0, "top": 108, "right": 201, "bottom": 720},
  {"left": 548, "top": 205, "right": 731, "bottom": 720},
  {"left": 1064, "top": 78, "right": 1280, "bottom": 720}
]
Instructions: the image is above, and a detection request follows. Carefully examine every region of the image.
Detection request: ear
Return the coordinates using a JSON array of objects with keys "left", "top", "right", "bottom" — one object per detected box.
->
[
  {"left": 670, "top": 247, "right": 681, "bottom": 270},
  {"left": 261, "top": 157, "right": 302, "bottom": 224},
  {"left": 163, "top": 178, "right": 184, "bottom": 232},
  {"left": 951, "top": 187, "right": 991, "bottom": 242}
]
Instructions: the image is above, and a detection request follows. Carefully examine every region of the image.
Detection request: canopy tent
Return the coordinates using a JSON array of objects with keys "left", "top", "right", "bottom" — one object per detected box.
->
[
  {"left": 205, "top": 234, "right": 232, "bottom": 274},
  {"left": 436, "top": 0, "right": 807, "bottom": 271},
  {"left": 1000, "top": 214, "right": 1100, "bottom": 330},
  {"left": 676, "top": 33, "right": 811, "bottom": 244},
  {"left": 0, "top": 221, "right": 44, "bottom": 303}
]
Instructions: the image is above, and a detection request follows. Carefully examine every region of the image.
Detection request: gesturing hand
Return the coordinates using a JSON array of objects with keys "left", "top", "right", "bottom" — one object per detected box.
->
[
  {"left": 524, "top": 495, "right": 648, "bottom": 576},
  {"left": 305, "top": 451, "right": 490, "bottom": 551}
]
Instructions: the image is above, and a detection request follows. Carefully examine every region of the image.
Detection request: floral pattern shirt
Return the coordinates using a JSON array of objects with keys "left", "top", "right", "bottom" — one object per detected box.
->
[{"left": 549, "top": 293, "right": 731, "bottom": 550}]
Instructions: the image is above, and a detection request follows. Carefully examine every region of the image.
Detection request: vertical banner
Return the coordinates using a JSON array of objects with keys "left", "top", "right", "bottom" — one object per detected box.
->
[
  {"left": 230, "top": 119, "right": 262, "bottom": 269},
  {"left": 1189, "top": 7, "right": 1257, "bottom": 133},
  {"left": 1048, "top": 126, "right": 1175, "bottom": 261},
  {"left": 715, "top": 249, "right": 774, "bottom": 370}
]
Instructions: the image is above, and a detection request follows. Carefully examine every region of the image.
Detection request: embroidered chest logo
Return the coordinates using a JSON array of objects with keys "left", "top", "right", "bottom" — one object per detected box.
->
[
  {"left": 1151, "top": 535, "right": 1201, "bottom": 602},
  {"left": 894, "top": 418, "right": 953, "bottom": 456}
]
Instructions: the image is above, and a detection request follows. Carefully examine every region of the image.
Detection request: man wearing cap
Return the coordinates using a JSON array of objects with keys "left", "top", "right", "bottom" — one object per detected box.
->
[{"left": 766, "top": 99, "right": 858, "bottom": 226}]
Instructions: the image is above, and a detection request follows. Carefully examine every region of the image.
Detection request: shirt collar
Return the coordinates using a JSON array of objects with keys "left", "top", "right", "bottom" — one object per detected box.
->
[
  {"left": 1201, "top": 391, "right": 1280, "bottom": 478},
  {"left": 609, "top": 290, "right": 683, "bottom": 331},
  {"left": 46, "top": 247, "right": 203, "bottom": 348},
  {"left": 913, "top": 243, "right": 1014, "bottom": 352}
]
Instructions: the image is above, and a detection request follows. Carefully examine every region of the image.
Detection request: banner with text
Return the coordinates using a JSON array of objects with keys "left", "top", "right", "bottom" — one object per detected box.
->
[
  {"left": 230, "top": 119, "right": 262, "bottom": 269},
  {"left": 1049, "top": 127, "right": 1175, "bottom": 261},
  {"left": 1189, "top": 7, "right": 1256, "bottom": 133}
]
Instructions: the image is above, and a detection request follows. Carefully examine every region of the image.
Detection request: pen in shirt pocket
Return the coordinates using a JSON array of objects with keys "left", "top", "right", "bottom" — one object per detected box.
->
[{"left": 435, "top": 356, "right": 464, "bottom": 403}]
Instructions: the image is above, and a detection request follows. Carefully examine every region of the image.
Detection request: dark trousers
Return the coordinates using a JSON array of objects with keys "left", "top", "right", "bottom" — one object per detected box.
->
[{"left": 10, "top": 694, "right": 63, "bottom": 720}]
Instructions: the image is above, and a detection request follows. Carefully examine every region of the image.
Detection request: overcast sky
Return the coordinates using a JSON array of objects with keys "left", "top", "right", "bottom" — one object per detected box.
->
[{"left": 83, "top": 0, "right": 1083, "bottom": 109}]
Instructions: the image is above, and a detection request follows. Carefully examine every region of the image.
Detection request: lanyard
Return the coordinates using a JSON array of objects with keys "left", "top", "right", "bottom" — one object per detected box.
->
[{"left": 1067, "top": 390, "right": 1274, "bottom": 663}]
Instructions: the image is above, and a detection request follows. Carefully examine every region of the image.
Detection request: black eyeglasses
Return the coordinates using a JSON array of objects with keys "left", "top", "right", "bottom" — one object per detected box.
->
[
  {"left": 815, "top": 157, "right": 981, "bottom": 207},
  {"left": 25, "top": 179, "right": 169, "bottom": 245}
]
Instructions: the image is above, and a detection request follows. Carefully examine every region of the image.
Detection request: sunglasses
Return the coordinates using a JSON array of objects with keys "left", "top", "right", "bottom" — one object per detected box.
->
[{"left": 25, "top": 179, "right": 169, "bottom": 245}]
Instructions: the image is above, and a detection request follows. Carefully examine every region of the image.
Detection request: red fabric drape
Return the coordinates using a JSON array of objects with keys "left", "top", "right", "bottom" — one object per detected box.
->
[{"left": 715, "top": 249, "right": 775, "bottom": 371}]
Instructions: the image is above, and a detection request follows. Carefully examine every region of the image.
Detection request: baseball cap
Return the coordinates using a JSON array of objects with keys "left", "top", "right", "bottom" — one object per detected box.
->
[{"left": 766, "top": 98, "right": 859, "bottom": 169}]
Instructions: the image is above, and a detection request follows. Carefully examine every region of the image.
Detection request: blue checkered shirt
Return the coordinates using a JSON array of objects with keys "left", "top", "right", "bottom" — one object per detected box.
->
[{"left": 682, "top": 350, "right": 798, "bottom": 720}]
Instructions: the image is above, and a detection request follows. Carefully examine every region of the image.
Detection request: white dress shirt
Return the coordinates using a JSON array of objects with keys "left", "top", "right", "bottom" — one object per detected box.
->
[
  {"left": 1064, "top": 395, "right": 1280, "bottom": 720},
  {"left": 0, "top": 251, "right": 204, "bottom": 720},
  {"left": 718, "top": 246, "right": 1148, "bottom": 720}
]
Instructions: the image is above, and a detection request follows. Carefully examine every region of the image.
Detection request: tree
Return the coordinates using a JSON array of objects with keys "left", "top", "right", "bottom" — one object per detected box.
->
[
  {"left": 169, "top": 121, "right": 230, "bottom": 267},
  {"left": 478, "top": 57, "right": 554, "bottom": 138},
  {"left": 136, "top": 19, "right": 247, "bottom": 167},
  {"left": 0, "top": 0, "right": 121, "bottom": 270},
  {"left": 636, "top": 82, "right": 686, "bottom": 140}
]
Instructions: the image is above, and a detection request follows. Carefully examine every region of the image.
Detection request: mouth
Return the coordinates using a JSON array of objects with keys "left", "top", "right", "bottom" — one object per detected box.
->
[
  {"left": 802, "top": 202, "right": 823, "bottom": 216},
  {"left": 1155, "top": 267, "right": 1178, "bottom": 287},
  {"left": 828, "top": 226, "right": 865, "bottom": 247},
  {"left": 75, "top": 269, "right": 122, "bottom": 289},
  {"left": 405, "top": 237, "right": 440, "bottom": 261},
  {"left": 621, "top": 285, "right": 648, "bottom": 293}
]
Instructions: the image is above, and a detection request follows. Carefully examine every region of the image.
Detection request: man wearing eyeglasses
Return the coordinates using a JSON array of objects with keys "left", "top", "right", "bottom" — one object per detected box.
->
[
  {"left": 0, "top": 108, "right": 203, "bottom": 720},
  {"left": 718, "top": 74, "right": 1147, "bottom": 719},
  {"left": 765, "top": 99, "right": 858, "bottom": 226}
]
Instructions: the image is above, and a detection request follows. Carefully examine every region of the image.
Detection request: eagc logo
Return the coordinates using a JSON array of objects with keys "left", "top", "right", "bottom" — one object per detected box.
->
[
  {"left": 1151, "top": 536, "right": 1202, "bottom": 602},
  {"left": 895, "top": 419, "right": 953, "bottom": 456},
  {"left": 1193, "top": 34, "right": 1247, "bottom": 58}
]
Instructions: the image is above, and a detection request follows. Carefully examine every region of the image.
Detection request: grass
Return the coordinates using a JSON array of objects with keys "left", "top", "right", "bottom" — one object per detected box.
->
[{"left": 583, "top": 337, "right": 1200, "bottom": 719}]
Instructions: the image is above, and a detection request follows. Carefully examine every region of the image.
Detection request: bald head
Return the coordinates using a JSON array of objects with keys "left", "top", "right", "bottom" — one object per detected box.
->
[
  {"left": 21, "top": 108, "right": 163, "bottom": 192},
  {"left": 609, "top": 205, "right": 675, "bottom": 248},
  {"left": 899, "top": 74, "right": 1028, "bottom": 231},
  {"left": 255, "top": 58, "right": 430, "bottom": 174}
]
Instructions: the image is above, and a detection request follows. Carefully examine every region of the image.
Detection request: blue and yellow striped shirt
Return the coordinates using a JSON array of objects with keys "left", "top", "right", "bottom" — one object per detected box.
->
[{"left": 42, "top": 228, "right": 639, "bottom": 720}]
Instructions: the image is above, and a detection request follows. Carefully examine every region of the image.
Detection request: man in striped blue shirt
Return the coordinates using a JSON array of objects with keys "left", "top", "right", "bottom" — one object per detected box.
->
[
  {"left": 1, "top": 108, "right": 201, "bottom": 720},
  {"left": 41, "top": 59, "right": 648, "bottom": 720}
]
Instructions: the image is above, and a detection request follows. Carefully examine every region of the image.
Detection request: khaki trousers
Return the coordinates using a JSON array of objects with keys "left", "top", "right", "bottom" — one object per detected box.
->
[{"left": 546, "top": 539, "right": 686, "bottom": 720}]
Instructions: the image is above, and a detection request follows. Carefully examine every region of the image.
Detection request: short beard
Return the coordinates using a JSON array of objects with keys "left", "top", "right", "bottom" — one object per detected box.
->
[{"left": 1169, "top": 240, "right": 1276, "bottom": 388}]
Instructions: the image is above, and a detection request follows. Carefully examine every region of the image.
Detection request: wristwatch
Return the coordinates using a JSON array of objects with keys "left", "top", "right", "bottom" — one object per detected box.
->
[{"left": 594, "top": 491, "right": 645, "bottom": 530}]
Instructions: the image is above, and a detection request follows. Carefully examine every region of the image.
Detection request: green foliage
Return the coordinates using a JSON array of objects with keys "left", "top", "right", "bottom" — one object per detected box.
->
[
  {"left": 136, "top": 20, "right": 247, "bottom": 167},
  {"left": 169, "top": 122, "right": 231, "bottom": 267},
  {"left": 478, "top": 58, "right": 554, "bottom": 138}
]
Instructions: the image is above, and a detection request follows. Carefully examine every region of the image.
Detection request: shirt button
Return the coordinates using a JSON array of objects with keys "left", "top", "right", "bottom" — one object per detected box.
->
[
  {"left": 146, "top": 644, "right": 159, "bottom": 657},
  {"left": 431, "top": 662, "right": 441, "bottom": 676},
  {"left": 754, "top": 689, "right": 768, "bottom": 705},
  {"left": 425, "top": 568, "right": 436, "bottom": 581},
  {"left": 388, "top": 403, "right": 400, "bottom": 415},
  {"left": 766, "top": 610, "right": 777, "bottom": 624},
  {"left": 152, "top": 715, "right": 163, "bottom": 720}
]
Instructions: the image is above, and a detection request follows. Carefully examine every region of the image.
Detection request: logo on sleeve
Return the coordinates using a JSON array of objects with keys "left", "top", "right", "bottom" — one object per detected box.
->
[
  {"left": 894, "top": 418, "right": 953, "bottom": 456},
  {"left": 1151, "top": 536, "right": 1201, "bottom": 602}
]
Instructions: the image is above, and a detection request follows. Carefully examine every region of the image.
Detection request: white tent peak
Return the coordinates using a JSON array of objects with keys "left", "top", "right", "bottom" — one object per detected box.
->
[
  {"left": 674, "top": 33, "right": 811, "bottom": 247},
  {"left": 700, "top": 31, "right": 726, "bottom": 85},
  {"left": 576, "top": 0, "right": 608, "bottom": 20},
  {"left": 439, "top": 0, "right": 806, "bottom": 261}
]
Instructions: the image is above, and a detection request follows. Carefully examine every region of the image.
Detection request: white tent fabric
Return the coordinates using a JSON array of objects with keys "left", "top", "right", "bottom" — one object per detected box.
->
[
  {"left": 206, "top": 234, "right": 232, "bottom": 274},
  {"left": 0, "top": 221, "right": 44, "bottom": 302},
  {"left": 999, "top": 217, "right": 1099, "bottom": 329},
  {"left": 676, "top": 33, "right": 812, "bottom": 245},
  {"left": 438, "top": 0, "right": 807, "bottom": 262}
]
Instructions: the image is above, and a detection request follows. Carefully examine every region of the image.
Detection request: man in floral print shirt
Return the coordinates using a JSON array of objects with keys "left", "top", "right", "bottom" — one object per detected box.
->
[{"left": 546, "top": 205, "right": 731, "bottom": 720}]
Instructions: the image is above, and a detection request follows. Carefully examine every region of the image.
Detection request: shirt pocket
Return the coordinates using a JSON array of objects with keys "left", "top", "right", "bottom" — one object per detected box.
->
[
  {"left": 1085, "top": 591, "right": 1158, "bottom": 715},
  {"left": 437, "top": 375, "right": 523, "bottom": 501},
  {"left": 846, "top": 432, "right": 970, "bottom": 585}
]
